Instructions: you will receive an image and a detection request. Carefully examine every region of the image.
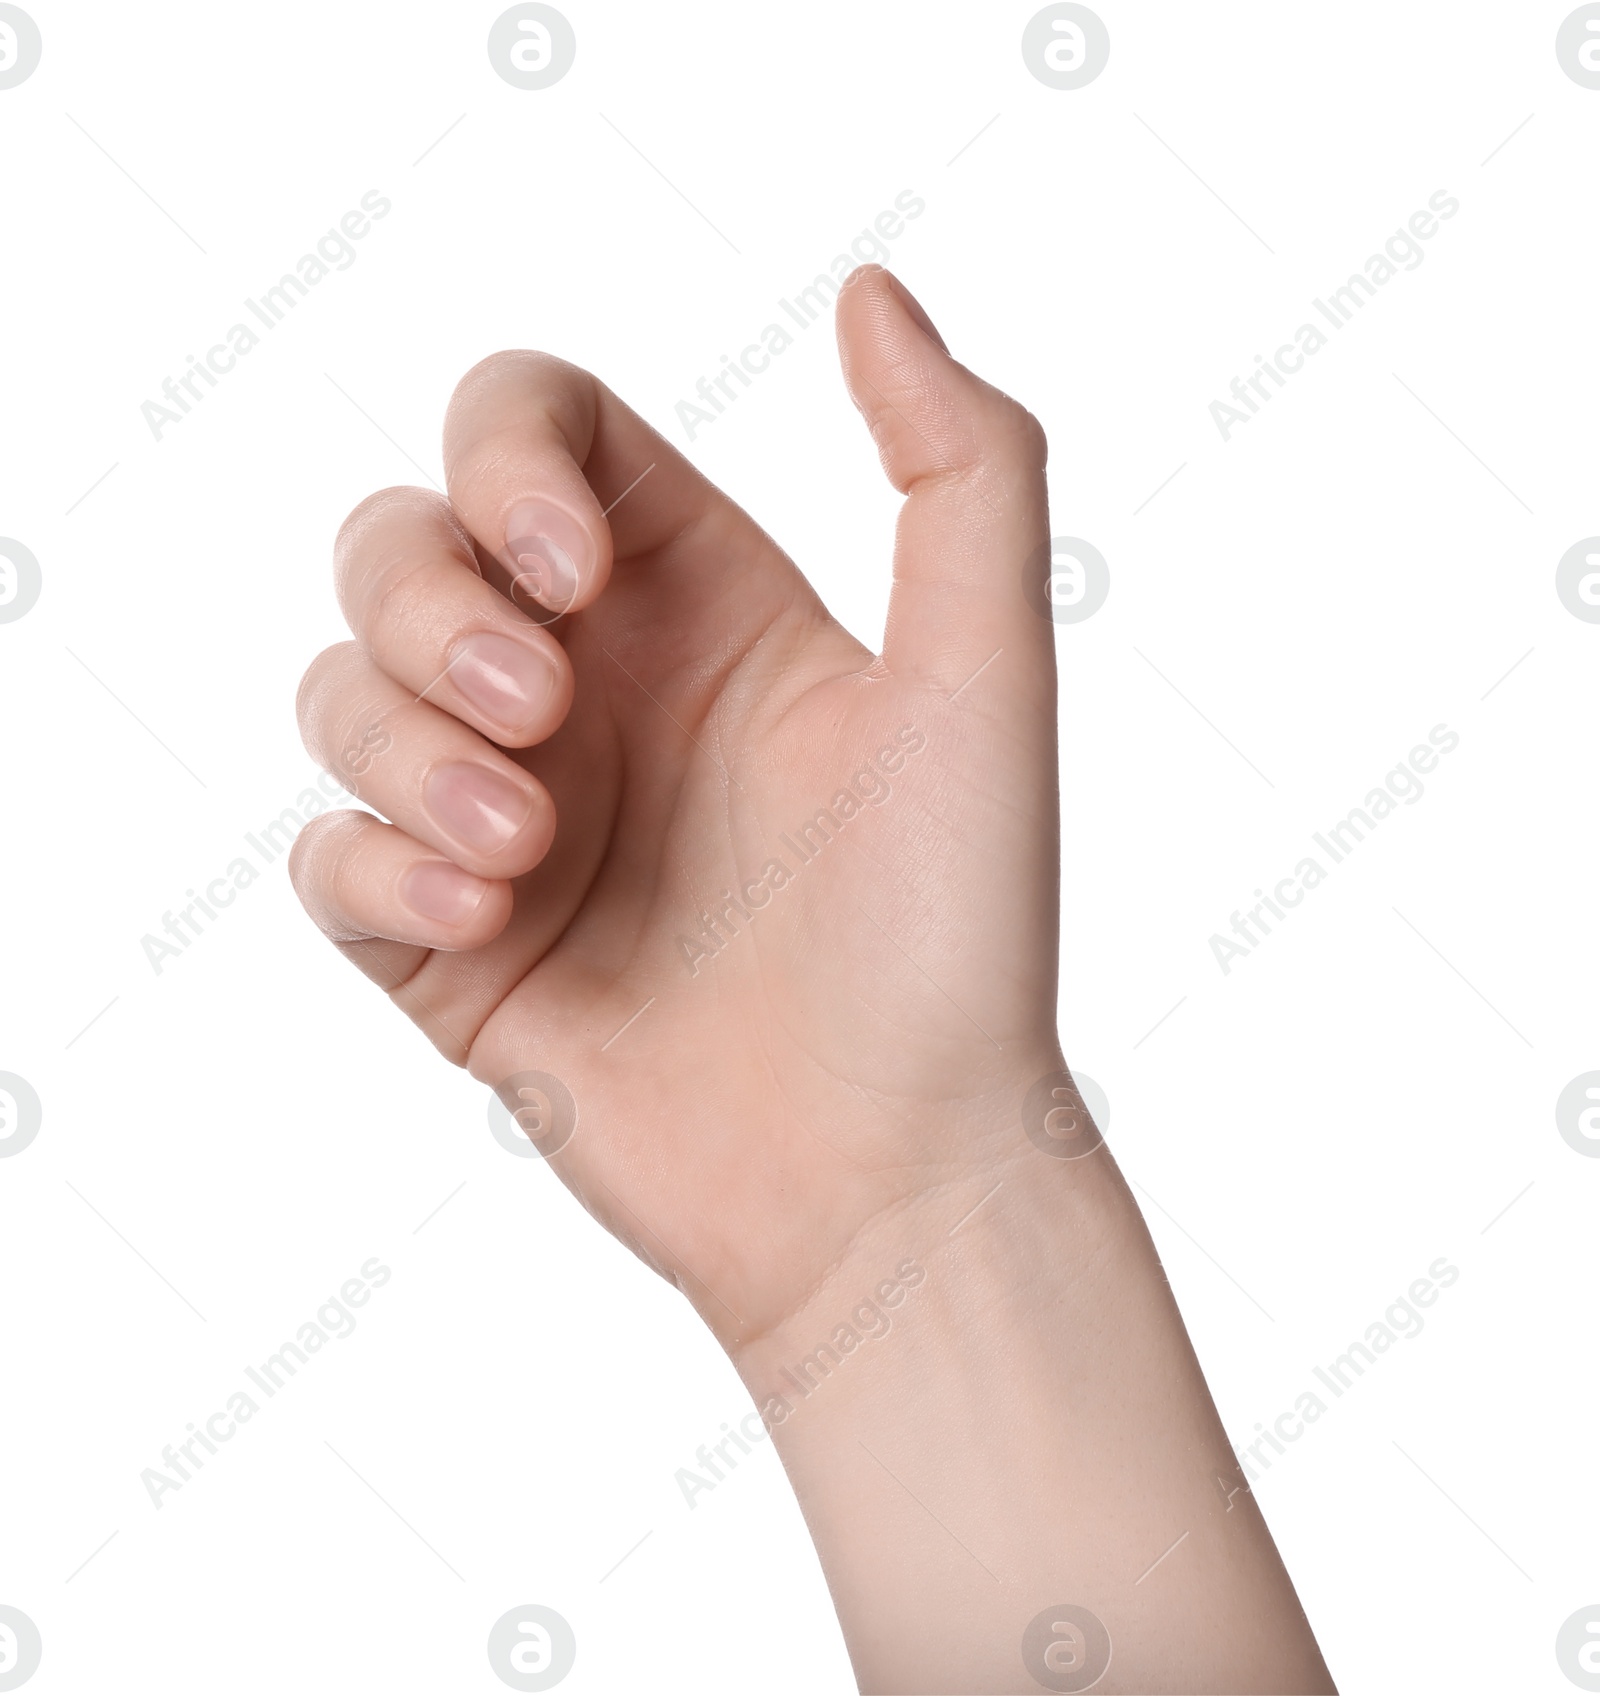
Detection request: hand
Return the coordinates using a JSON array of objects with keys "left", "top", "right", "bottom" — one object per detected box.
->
[
  {"left": 291, "top": 265, "right": 1059, "bottom": 1353},
  {"left": 290, "top": 267, "right": 1333, "bottom": 1693}
]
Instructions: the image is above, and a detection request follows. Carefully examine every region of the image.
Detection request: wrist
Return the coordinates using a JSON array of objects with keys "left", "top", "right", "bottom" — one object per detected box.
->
[
  {"left": 723, "top": 1104, "right": 1333, "bottom": 1695},
  {"left": 728, "top": 1126, "right": 1131, "bottom": 1428},
  {"left": 728, "top": 1056, "right": 1127, "bottom": 1405}
]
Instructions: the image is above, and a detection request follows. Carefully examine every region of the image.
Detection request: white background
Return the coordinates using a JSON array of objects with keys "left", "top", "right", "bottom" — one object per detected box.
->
[{"left": 0, "top": 2, "right": 1595, "bottom": 1691}]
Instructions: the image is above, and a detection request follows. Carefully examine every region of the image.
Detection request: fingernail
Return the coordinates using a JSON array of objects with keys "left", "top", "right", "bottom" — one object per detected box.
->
[
  {"left": 449, "top": 631, "right": 558, "bottom": 733},
  {"left": 504, "top": 500, "right": 589, "bottom": 613},
  {"left": 884, "top": 273, "right": 949, "bottom": 354},
  {"left": 423, "top": 762, "right": 533, "bottom": 855},
  {"left": 400, "top": 859, "right": 489, "bottom": 925}
]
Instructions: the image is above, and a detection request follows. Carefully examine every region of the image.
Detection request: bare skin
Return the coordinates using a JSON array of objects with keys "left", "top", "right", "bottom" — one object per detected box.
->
[{"left": 290, "top": 265, "right": 1335, "bottom": 1694}]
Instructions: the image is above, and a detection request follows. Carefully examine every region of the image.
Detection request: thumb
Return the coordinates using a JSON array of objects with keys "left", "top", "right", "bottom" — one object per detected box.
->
[{"left": 834, "top": 265, "right": 1054, "bottom": 698}]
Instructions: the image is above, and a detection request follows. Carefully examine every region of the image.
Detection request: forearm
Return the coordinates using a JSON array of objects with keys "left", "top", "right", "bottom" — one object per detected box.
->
[{"left": 732, "top": 1117, "right": 1334, "bottom": 1695}]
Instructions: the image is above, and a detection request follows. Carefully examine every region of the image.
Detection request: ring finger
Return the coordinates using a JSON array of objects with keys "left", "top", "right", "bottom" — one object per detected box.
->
[{"left": 298, "top": 641, "right": 556, "bottom": 881}]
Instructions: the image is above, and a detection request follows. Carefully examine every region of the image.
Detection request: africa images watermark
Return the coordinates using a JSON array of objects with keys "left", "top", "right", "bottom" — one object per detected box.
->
[
  {"left": 140, "top": 190, "right": 392, "bottom": 441},
  {"left": 140, "top": 725, "right": 390, "bottom": 975},
  {"left": 675, "top": 1256, "right": 927, "bottom": 1509},
  {"left": 1209, "top": 190, "right": 1459, "bottom": 442},
  {"left": 1209, "top": 723, "right": 1459, "bottom": 975},
  {"left": 673, "top": 189, "right": 926, "bottom": 442},
  {"left": 676, "top": 724, "right": 927, "bottom": 977},
  {"left": 1218, "top": 1256, "right": 1459, "bottom": 1504},
  {"left": 141, "top": 1257, "right": 392, "bottom": 1509}
]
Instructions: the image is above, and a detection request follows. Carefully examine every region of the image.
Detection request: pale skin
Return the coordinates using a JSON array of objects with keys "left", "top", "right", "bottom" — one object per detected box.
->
[{"left": 290, "top": 265, "right": 1336, "bottom": 1694}]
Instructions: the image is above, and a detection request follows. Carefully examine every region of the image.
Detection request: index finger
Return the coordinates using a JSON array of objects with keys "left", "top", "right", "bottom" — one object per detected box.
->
[{"left": 441, "top": 350, "right": 794, "bottom": 623}]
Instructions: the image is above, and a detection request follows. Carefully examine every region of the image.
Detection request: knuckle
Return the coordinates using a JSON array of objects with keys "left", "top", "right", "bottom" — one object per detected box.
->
[
  {"left": 363, "top": 548, "right": 438, "bottom": 644},
  {"left": 295, "top": 642, "right": 367, "bottom": 764},
  {"left": 945, "top": 394, "right": 1047, "bottom": 489},
  {"left": 449, "top": 348, "right": 569, "bottom": 413},
  {"left": 287, "top": 809, "right": 364, "bottom": 896},
  {"left": 445, "top": 351, "right": 532, "bottom": 438},
  {"left": 325, "top": 705, "right": 401, "bottom": 794},
  {"left": 1014, "top": 405, "right": 1049, "bottom": 465},
  {"left": 442, "top": 351, "right": 596, "bottom": 486},
  {"left": 333, "top": 487, "right": 460, "bottom": 611},
  {"left": 296, "top": 640, "right": 361, "bottom": 720},
  {"left": 983, "top": 393, "right": 1047, "bottom": 460},
  {"left": 334, "top": 486, "right": 441, "bottom": 560}
]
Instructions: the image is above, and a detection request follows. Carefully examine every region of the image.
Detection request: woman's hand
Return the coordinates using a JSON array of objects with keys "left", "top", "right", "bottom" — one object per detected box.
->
[
  {"left": 291, "top": 265, "right": 1060, "bottom": 1354},
  {"left": 289, "top": 267, "right": 1334, "bottom": 1693}
]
